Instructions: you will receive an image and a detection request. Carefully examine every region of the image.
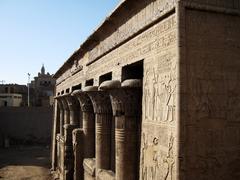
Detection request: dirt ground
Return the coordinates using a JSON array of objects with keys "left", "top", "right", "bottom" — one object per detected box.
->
[{"left": 0, "top": 146, "right": 52, "bottom": 180}]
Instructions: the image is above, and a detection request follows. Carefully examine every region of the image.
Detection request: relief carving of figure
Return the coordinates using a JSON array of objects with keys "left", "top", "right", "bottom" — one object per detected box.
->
[
  {"left": 163, "top": 134, "right": 175, "bottom": 180},
  {"left": 144, "top": 68, "right": 153, "bottom": 121},
  {"left": 162, "top": 69, "right": 176, "bottom": 123},
  {"left": 141, "top": 133, "right": 175, "bottom": 180},
  {"left": 141, "top": 133, "right": 159, "bottom": 180}
]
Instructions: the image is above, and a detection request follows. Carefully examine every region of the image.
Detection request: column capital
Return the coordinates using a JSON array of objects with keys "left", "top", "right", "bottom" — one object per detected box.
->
[
  {"left": 83, "top": 86, "right": 112, "bottom": 114},
  {"left": 72, "top": 90, "right": 94, "bottom": 112},
  {"left": 100, "top": 79, "right": 142, "bottom": 116},
  {"left": 63, "top": 94, "right": 79, "bottom": 111},
  {"left": 55, "top": 96, "right": 64, "bottom": 110},
  {"left": 57, "top": 95, "right": 69, "bottom": 111}
]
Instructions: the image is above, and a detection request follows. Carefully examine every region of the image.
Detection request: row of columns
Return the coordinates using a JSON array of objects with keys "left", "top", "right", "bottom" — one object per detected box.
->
[{"left": 52, "top": 79, "right": 142, "bottom": 180}]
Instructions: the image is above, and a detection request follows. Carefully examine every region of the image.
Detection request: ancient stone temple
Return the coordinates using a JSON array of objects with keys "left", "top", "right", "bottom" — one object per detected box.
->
[{"left": 51, "top": 0, "right": 240, "bottom": 179}]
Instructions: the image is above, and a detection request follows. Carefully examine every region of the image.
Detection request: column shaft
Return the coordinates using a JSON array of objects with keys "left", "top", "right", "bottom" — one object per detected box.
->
[
  {"left": 83, "top": 86, "right": 113, "bottom": 175},
  {"left": 83, "top": 112, "right": 95, "bottom": 158},
  {"left": 115, "top": 116, "right": 138, "bottom": 179},
  {"left": 72, "top": 128, "right": 84, "bottom": 180},
  {"left": 72, "top": 90, "right": 96, "bottom": 179},
  {"left": 64, "top": 110, "right": 70, "bottom": 125},
  {"left": 96, "top": 113, "right": 112, "bottom": 170},
  {"left": 51, "top": 99, "right": 60, "bottom": 171},
  {"left": 100, "top": 79, "right": 142, "bottom": 180},
  {"left": 72, "top": 90, "right": 95, "bottom": 158}
]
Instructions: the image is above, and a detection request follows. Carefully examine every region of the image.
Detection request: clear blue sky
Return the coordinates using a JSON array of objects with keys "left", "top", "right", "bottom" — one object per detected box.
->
[{"left": 0, "top": 0, "right": 120, "bottom": 85}]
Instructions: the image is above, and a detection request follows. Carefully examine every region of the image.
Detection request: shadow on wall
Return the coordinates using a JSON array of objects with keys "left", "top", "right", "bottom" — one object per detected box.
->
[{"left": 0, "top": 107, "right": 53, "bottom": 147}]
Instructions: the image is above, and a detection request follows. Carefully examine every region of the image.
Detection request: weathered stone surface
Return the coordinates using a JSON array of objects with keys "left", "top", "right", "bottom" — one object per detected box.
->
[
  {"left": 83, "top": 158, "right": 96, "bottom": 180},
  {"left": 56, "top": 97, "right": 64, "bottom": 136},
  {"left": 183, "top": 8, "right": 240, "bottom": 180},
  {"left": 51, "top": 0, "right": 240, "bottom": 179},
  {"left": 72, "top": 90, "right": 95, "bottom": 179},
  {"left": 97, "top": 169, "right": 115, "bottom": 180},
  {"left": 100, "top": 79, "right": 142, "bottom": 180},
  {"left": 72, "top": 128, "right": 84, "bottom": 180},
  {"left": 64, "top": 95, "right": 80, "bottom": 126},
  {"left": 83, "top": 87, "right": 113, "bottom": 174},
  {"left": 72, "top": 90, "right": 95, "bottom": 158}
]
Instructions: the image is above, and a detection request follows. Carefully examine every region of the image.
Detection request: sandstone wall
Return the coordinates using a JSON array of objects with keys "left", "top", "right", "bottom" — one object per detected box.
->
[
  {"left": 140, "top": 14, "right": 178, "bottom": 180},
  {"left": 52, "top": 0, "right": 240, "bottom": 179},
  {"left": 184, "top": 0, "right": 240, "bottom": 10},
  {"left": 181, "top": 8, "right": 240, "bottom": 180}
]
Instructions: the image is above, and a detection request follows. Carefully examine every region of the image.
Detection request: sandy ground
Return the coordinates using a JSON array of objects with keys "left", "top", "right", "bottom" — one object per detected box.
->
[{"left": 0, "top": 146, "right": 52, "bottom": 180}]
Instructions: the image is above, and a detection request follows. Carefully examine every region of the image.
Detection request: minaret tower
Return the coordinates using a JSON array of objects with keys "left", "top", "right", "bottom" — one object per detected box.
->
[{"left": 41, "top": 64, "right": 45, "bottom": 75}]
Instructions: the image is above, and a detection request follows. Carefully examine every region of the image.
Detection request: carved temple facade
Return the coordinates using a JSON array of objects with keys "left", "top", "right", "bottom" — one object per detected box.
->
[{"left": 51, "top": 0, "right": 240, "bottom": 179}]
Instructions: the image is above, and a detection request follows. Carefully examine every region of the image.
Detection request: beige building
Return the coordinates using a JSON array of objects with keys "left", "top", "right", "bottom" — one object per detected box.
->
[
  {"left": 51, "top": 0, "right": 240, "bottom": 180},
  {"left": 0, "top": 84, "right": 27, "bottom": 106},
  {"left": 0, "top": 93, "right": 22, "bottom": 107}
]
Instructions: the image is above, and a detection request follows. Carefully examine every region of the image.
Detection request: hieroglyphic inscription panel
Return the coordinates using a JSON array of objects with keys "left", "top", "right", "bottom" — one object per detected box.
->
[
  {"left": 184, "top": 9, "right": 240, "bottom": 180},
  {"left": 88, "top": 0, "right": 177, "bottom": 63},
  {"left": 85, "top": 14, "right": 178, "bottom": 180},
  {"left": 135, "top": 15, "right": 177, "bottom": 180},
  {"left": 87, "top": 14, "right": 177, "bottom": 81},
  {"left": 140, "top": 52, "right": 177, "bottom": 180}
]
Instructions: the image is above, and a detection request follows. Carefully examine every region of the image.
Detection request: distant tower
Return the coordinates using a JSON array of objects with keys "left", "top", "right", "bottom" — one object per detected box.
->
[{"left": 41, "top": 64, "right": 45, "bottom": 75}]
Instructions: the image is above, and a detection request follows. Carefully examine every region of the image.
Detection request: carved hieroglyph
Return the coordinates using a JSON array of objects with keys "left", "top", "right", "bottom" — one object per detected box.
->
[
  {"left": 86, "top": 14, "right": 177, "bottom": 81},
  {"left": 143, "top": 52, "right": 177, "bottom": 124},
  {"left": 140, "top": 13, "right": 177, "bottom": 180}
]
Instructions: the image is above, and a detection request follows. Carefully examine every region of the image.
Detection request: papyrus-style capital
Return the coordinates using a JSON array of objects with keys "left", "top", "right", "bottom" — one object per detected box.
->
[
  {"left": 64, "top": 94, "right": 79, "bottom": 112},
  {"left": 83, "top": 86, "right": 112, "bottom": 114},
  {"left": 72, "top": 90, "right": 94, "bottom": 112},
  {"left": 55, "top": 96, "right": 64, "bottom": 110},
  {"left": 100, "top": 79, "right": 142, "bottom": 180},
  {"left": 100, "top": 79, "right": 142, "bottom": 116},
  {"left": 57, "top": 94, "right": 70, "bottom": 111}
]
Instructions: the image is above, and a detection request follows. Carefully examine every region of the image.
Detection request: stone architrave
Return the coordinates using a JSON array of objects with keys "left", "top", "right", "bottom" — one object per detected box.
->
[
  {"left": 83, "top": 86, "right": 113, "bottom": 173},
  {"left": 72, "top": 90, "right": 95, "bottom": 158},
  {"left": 100, "top": 79, "right": 142, "bottom": 180}
]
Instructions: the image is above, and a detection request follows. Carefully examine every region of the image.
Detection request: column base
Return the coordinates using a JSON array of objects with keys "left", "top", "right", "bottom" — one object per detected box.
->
[
  {"left": 83, "top": 158, "right": 96, "bottom": 180},
  {"left": 97, "top": 169, "right": 115, "bottom": 180}
]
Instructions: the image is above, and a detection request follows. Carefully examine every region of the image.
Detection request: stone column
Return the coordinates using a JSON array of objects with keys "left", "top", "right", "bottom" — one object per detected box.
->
[
  {"left": 72, "top": 128, "right": 84, "bottom": 180},
  {"left": 72, "top": 90, "right": 95, "bottom": 158},
  {"left": 65, "top": 95, "right": 80, "bottom": 126},
  {"left": 61, "top": 94, "right": 77, "bottom": 180},
  {"left": 51, "top": 98, "right": 60, "bottom": 171},
  {"left": 83, "top": 86, "right": 113, "bottom": 173},
  {"left": 56, "top": 97, "right": 64, "bottom": 136},
  {"left": 55, "top": 97, "right": 65, "bottom": 178},
  {"left": 61, "top": 95, "right": 70, "bottom": 126},
  {"left": 100, "top": 79, "right": 142, "bottom": 180}
]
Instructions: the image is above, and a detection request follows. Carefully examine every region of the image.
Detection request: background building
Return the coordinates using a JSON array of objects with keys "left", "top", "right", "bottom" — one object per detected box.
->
[
  {"left": 0, "top": 93, "right": 22, "bottom": 107},
  {"left": 0, "top": 65, "right": 55, "bottom": 107},
  {"left": 30, "top": 64, "right": 55, "bottom": 106},
  {"left": 0, "top": 84, "right": 28, "bottom": 107}
]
